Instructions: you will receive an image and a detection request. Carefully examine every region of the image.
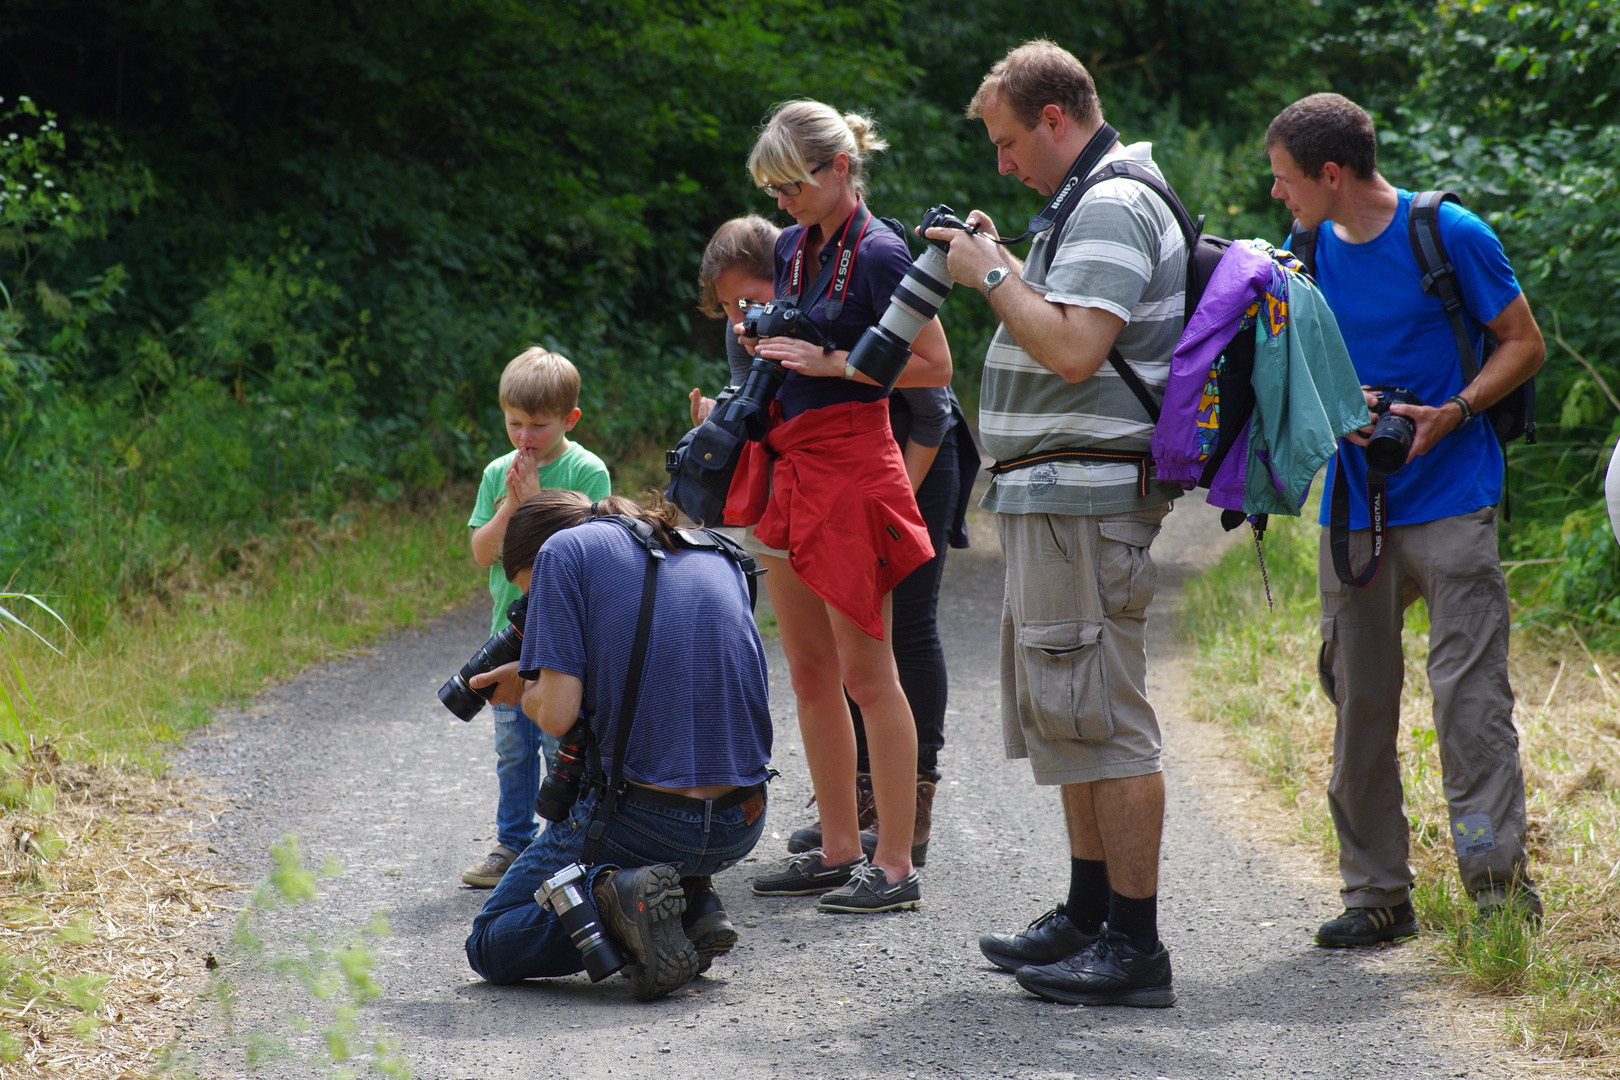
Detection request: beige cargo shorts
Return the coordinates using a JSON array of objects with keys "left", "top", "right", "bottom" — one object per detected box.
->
[{"left": 998, "top": 505, "right": 1169, "bottom": 785}]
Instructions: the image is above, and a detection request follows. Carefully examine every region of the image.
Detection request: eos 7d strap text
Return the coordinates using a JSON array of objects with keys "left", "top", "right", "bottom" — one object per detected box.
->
[{"left": 786, "top": 200, "right": 873, "bottom": 322}]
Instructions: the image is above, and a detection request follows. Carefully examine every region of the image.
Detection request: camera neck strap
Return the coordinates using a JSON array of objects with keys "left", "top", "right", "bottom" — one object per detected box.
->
[
  {"left": 993, "top": 122, "right": 1120, "bottom": 248},
  {"left": 579, "top": 523, "right": 665, "bottom": 866},
  {"left": 1329, "top": 449, "right": 1388, "bottom": 588},
  {"left": 786, "top": 200, "right": 873, "bottom": 321}
]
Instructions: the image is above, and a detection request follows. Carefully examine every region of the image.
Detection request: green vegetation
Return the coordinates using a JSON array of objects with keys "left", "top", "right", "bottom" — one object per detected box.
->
[
  {"left": 2, "top": 0, "right": 1618, "bottom": 756},
  {"left": 1185, "top": 510, "right": 1620, "bottom": 1064},
  {"left": 0, "top": 491, "right": 477, "bottom": 763}
]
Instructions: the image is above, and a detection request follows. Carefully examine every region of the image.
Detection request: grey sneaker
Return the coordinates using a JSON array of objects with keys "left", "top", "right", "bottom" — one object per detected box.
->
[
  {"left": 816, "top": 862, "right": 921, "bottom": 913},
  {"left": 461, "top": 845, "right": 520, "bottom": 888},
  {"left": 752, "top": 849, "right": 866, "bottom": 896},
  {"left": 593, "top": 864, "right": 698, "bottom": 1001},
  {"left": 1016, "top": 928, "right": 1175, "bottom": 1007}
]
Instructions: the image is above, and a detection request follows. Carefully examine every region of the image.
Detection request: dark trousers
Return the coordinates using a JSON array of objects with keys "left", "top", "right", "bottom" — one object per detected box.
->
[
  {"left": 465, "top": 787, "right": 765, "bottom": 984},
  {"left": 853, "top": 432, "right": 959, "bottom": 776}
]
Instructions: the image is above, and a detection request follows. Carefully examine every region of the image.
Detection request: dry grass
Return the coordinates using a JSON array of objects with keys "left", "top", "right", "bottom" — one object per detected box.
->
[
  {"left": 0, "top": 741, "right": 232, "bottom": 1078},
  {"left": 1184, "top": 510, "right": 1620, "bottom": 1073}
]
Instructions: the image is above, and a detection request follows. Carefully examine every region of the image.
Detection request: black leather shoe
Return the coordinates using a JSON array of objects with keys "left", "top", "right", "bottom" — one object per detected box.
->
[
  {"left": 1315, "top": 901, "right": 1418, "bottom": 947},
  {"left": 979, "top": 904, "right": 1097, "bottom": 972},
  {"left": 1015, "top": 928, "right": 1176, "bottom": 1007},
  {"left": 681, "top": 876, "right": 737, "bottom": 974}
]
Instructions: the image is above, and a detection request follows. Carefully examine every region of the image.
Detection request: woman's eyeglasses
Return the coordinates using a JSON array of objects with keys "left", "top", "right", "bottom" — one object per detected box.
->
[{"left": 759, "top": 160, "right": 829, "bottom": 199}]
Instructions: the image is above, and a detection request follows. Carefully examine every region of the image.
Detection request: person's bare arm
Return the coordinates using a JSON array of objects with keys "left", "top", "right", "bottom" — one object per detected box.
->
[
  {"left": 759, "top": 312, "right": 953, "bottom": 389},
  {"left": 902, "top": 440, "right": 940, "bottom": 493},
  {"left": 470, "top": 504, "right": 511, "bottom": 568},
  {"left": 523, "top": 669, "right": 585, "bottom": 738},
  {"left": 1389, "top": 292, "right": 1546, "bottom": 460}
]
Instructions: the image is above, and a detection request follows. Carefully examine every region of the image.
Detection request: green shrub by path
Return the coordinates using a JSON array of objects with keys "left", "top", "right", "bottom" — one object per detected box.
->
[
  {"left": 0, "top": 490, "right": 480, "bottom": 766},
  {"left": 1183, "top": 505, "right": 1620, "bottom": 1066}
]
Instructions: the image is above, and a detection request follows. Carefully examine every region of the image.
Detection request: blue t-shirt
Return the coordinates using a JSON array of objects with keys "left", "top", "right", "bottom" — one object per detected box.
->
[
  {"left": 1311, "top": 190, "right": 1523, "bottom": 529},
  {"left": 772, "top": 209, "right": 915, "bottom": 419},
  {"left": 517, "top": 520, "right": 772, "bottom": 789}
]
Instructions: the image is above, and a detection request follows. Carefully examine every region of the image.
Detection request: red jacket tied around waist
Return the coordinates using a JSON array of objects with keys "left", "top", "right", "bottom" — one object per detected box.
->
[{"left": 724, "top": 399, "right": 933, "bottom": 639}]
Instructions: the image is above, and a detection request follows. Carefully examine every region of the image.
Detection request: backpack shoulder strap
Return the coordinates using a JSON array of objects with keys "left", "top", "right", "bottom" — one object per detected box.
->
[
  {"left": 672, "top": 526, "right": 762, "bottom": 611},
  {"left": 1062, "top": 160, "right": 1204, "bottom": 425},
  {"left": 1288, "top": 220, "right": 1319, "bottom": 278},
  {"left": 1407, "top": 190, "right": 1479, "bottom": 381}
]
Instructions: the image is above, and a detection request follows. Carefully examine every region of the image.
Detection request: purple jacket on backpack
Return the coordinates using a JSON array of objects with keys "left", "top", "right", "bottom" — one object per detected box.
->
[{"left": 1151, "top": 241, "right": 1274, "bottom": 510}]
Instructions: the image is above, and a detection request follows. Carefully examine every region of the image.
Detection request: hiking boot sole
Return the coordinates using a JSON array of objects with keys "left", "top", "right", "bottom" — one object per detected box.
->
[
  {"left": 597, "top": 865, "right": 698, "bottom": 1000},
  {"left": 1315, "top": 919, "right": 1418, "bottom": 948},
  {"left": 1016, "top": 971, "right": 1177, "bottom": 1008}
]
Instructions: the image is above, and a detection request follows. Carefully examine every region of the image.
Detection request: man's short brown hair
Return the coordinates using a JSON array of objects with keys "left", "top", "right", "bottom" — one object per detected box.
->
[
  {"left": 499, "top": 348, "right": 580, "bottom": 417},
  {"left": 1265, "top": 93, "right": 1378, "bottom": 180},
  {"left": 967, "top": 40, "right": 1102, "bottom": 129}
]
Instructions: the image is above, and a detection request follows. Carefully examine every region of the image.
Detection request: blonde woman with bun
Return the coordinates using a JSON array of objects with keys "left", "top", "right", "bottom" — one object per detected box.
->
[{"left": 735, "top": 99, "right": 951, "bottom": 914}]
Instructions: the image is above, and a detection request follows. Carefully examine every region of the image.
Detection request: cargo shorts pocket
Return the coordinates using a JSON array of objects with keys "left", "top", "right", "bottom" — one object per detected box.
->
[
  {"left": 1017, "top": 618, "right": 1112, "bottom": 742},
  {"left": 1096, "top": 520, "right": 1160, "bottom": 617}
]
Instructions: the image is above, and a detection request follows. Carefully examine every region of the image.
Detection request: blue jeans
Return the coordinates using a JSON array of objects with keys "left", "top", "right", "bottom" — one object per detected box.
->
[
  {"left": 491, "top": 703, "right": 560, "bottom": 852},
  {"left": 465, "top": 786, "right": 766, "bottom": 984}
]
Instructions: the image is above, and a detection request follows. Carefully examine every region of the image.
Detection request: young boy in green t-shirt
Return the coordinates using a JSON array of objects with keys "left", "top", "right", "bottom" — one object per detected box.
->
[{"left": 463, "top": 348, "right": 611, "bottom": 888}]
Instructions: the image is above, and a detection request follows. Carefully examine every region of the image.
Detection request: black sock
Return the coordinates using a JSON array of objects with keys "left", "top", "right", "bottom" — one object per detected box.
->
[
  {"left": 1065, "top": 858, "right": 1110, "bottom": 934},
  {"left": 1107, "top": 890, "right": 1159, "bottom": 951}
]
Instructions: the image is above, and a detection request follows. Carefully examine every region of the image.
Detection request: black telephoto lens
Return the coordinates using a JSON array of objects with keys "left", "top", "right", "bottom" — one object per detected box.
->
[
  {"left": 535, "top": 720, "right": 590, "bottom": 822},
  {"left": 437, "top": 594, "right": 530, "bottom": 721},
  {"left": 538, "top": 863, "right": 626, "bottom": 982}
]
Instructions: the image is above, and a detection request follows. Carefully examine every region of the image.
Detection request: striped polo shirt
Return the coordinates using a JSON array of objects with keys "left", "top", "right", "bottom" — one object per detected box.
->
[{"left": 979, "top": 141, "right": 1187, "bottom": 516}]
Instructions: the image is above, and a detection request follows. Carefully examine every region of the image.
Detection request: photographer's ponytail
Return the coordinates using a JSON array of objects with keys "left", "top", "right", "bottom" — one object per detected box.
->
[
  {"left": 749, "top": 99, "right": 887, "bottom": 196},
  {"left": 501, "top": 490, "right": 684, "bottom": 581}
]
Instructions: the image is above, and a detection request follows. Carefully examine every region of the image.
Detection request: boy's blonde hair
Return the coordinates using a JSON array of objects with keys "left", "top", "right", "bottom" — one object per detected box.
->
[{"left": 500, "top": 348, "right": 580, "bottom": 416}]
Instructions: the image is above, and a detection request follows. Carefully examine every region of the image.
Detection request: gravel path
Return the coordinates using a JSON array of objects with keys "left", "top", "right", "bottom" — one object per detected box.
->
[{"left": 172, "top": 496, "right": 1514, "bottom": 1079}]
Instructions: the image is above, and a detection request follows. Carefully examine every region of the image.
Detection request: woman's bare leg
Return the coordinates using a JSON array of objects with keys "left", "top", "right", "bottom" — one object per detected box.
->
[
  {"left": 829, "top": 595, "right": 917, "bottom": 882},
  {"left": 757, "top": 553, "right": 862, "bottom": 865}
]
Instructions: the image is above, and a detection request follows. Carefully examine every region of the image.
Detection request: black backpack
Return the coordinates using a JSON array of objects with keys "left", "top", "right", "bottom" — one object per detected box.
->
[{"left": 1288, "top": 191, "right": 1537, "bottom": 449}]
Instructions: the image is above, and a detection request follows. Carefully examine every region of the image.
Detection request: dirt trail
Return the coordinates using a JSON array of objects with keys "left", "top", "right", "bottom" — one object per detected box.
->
[{"left": 169, "top": 495, "right": 1522, "bottom": 1079}]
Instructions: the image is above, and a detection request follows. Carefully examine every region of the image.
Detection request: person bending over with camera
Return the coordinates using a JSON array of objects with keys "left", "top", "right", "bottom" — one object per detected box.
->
[
  {"left": 1266, "top": 94, "right": 1545, "bottom": 946},
  {"left": 925, "top": 41, "right": 1186, "bottom": 1007},
  {"left": 695, "top": 216, "right": 977, "bottom": 870},
  {"left": 729, "top": 100, "right": 953, "bottom": 914},
  {"left": 463, "top": 491, "right": 771, "bottom": 1000}
]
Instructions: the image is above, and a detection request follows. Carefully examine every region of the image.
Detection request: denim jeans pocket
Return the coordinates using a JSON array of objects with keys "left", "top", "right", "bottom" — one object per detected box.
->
[{"left": 1018, "top": 617, "right": 1111, "bottom": 742}]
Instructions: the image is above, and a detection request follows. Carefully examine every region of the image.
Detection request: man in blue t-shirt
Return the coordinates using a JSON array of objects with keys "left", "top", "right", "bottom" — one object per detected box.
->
[
  {"left": 1267, "top": 94, "right": 1546, "bottom": 948},
  {"left": 462, "top": 494, "right": 772, "bottom": 1000}
]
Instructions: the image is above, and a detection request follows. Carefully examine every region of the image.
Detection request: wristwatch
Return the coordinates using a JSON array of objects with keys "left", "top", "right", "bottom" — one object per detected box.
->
[{"left": 982, "top": 266, "right": 1013, "bottom": 295}]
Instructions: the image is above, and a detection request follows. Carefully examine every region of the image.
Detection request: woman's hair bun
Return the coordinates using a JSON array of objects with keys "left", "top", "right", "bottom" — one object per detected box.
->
[{"left": 843, "top": 112, "right": 889, "bottom": 153}]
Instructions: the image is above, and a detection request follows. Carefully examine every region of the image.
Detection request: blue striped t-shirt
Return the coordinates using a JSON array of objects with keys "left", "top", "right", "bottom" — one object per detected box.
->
[{"left": 517, "top": 520, "right": 772, "bottom": 788}]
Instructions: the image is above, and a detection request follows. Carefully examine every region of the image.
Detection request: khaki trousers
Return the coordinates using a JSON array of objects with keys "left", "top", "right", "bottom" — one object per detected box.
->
[{"left": 1318, "top": 506, "right": 1529, "bottom": 908}]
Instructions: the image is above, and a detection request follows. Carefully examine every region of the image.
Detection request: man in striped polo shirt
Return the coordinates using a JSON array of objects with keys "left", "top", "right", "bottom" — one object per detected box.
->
[{"left": 926, "top": 40, "right": 1185, "bottom": 1007}]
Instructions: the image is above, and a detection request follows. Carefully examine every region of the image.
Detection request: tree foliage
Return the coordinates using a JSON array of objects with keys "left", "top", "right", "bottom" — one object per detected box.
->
[{"left": 1, "top": 0, "right": 1616, "bottom": 627}]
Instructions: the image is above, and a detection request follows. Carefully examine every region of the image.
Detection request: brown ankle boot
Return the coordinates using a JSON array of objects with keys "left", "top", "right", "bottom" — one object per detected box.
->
[
  {"left": 787, "top": 772, "right": 876, "bottom": 854},
  {"left": 860, "top": 774, "right": 936, "bottom": 868}
]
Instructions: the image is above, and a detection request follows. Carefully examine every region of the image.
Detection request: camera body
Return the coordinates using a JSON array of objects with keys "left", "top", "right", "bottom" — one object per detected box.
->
[
  {"left": 1365, "top": 385, "right": 1423, "bottom": 474},
  {"left": 844, "top": 204, "right": 971, "bottom": 391},
  {"left": 438, "top": 593, "right": 528, "bottom": 721},
  {"left": 741, "top": 300, "right": 830, "bottom": 349}
]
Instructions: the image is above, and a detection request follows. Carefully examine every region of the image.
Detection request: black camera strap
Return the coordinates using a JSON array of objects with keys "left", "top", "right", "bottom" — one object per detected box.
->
[
  {"left": 579, "top": 522, "right": 664, "bottom": 866},
  {"left": 786, "top": 201, "right": 873, "bottom": 322},
  {"left": 992, "top": 122, "right": 1119, "bottom": 248},
  {"left": 1329, "top": 449, "right": 1388, "bottom": 588}
]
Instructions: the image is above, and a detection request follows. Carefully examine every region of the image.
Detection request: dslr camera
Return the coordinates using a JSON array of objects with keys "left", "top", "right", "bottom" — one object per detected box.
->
[
  {"left": 1364, "top": 386, "right": 1423, "bottom": 474},
  {"left": 437, "top": 594, "right": 527, "bottom": 721}
]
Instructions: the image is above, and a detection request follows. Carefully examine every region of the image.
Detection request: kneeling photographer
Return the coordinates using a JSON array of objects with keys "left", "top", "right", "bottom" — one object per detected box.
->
[{"left": 463, "top": 491, "right": 772, "bottom": 1000}]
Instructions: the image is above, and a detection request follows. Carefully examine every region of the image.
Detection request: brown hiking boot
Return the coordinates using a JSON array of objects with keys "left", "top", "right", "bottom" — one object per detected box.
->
[
  {"left": 787, "top": 772, "right": 875, "bottom": 855},
  {"left": 860, "top": 774, "right": 936, "bottom": 867}
]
